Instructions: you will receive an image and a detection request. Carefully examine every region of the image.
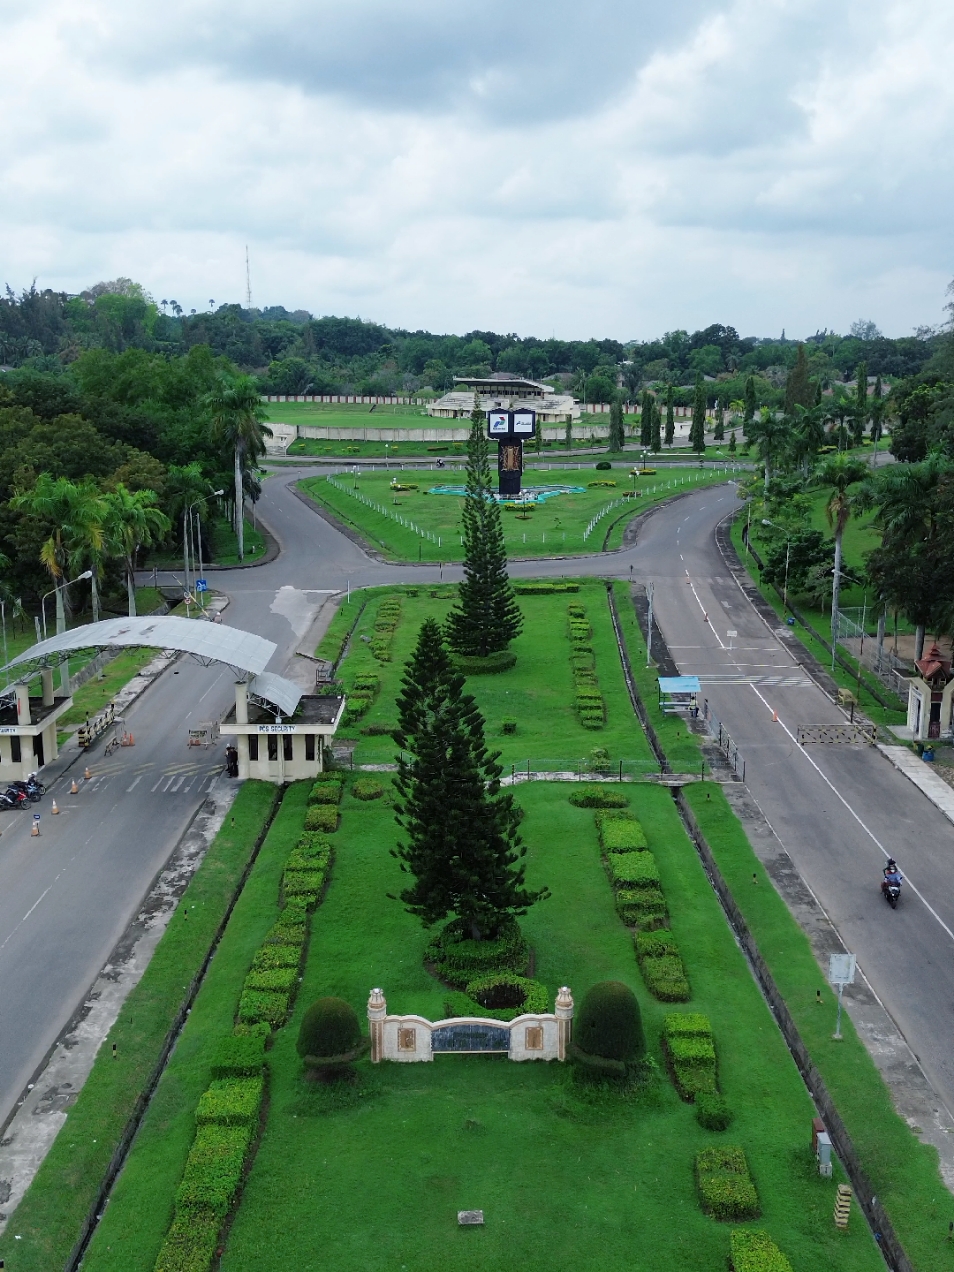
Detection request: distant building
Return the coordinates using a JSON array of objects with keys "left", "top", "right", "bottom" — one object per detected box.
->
[
  {"left": 906, "top": 644, "right": 954, "bottom": 741},
  {"left": 428, "top": 374, "right": 578, "bottom": 423}
]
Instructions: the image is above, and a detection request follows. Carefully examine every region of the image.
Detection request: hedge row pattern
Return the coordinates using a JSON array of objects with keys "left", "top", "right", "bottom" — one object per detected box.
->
[
  {"left": 662, "top": 1012, "right": 717, "bottom": 1101},
  {"left": 343, "top": 672, "right": 380, "bottom": 726},
  {"left": 729, "top": 1229, "right": 794, "bottom": 1272},
  {"left": 154, "top": 787, "right": 344, "bottom": 1271},
  {"left": 695, "top": 1146, "right": 761, "bottom": 1221},
  {"left": 567, "top": 603, "right": 605, "bottom": 729},
  {"left": 370, "top": 596, "right": 402, "bottom": 662},
  {"left": 513, "top": 581, "right": 580, "bottom": 595}
]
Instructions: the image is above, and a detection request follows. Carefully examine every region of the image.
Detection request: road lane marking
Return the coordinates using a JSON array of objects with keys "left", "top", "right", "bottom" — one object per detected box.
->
[
  {"left": 126, "top": 775, "right": 143, "bottom": 792},
  {"left": 749, "top": 684, "right": 954, "bottom": 946},
  {"left": 151, "top": 776, "right": 164, "bottom": 792}
]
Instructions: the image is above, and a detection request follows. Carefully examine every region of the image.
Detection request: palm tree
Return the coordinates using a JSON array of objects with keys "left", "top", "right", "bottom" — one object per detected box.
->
[
  {"left": 205, "top": 376, "right": 272, "bottom": 561},
  {"left": 104, "top": 484, "right": 171, "bottom": 617},
  {"left": 165, "top": 462, "right": 213, "bottom": 587},
  {"left": 791, "top": 402, "right": 828, "bottom": 479},
  {"left": 11, "top": 475, "right": 106, "bottom": 632},
  {"left": 816, "top": 456, "right": 868, "bottom": 655},
  {"left": 748, "top": 408, "right": 790, "bottom": 494}
]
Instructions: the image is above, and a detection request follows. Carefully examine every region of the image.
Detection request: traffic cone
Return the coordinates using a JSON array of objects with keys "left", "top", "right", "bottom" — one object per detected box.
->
[
  {"left": 84, "top": 767, "right": 92, "bottom": 780},
  {"left": 51, "top": 800, "right": 60, "bottom": 814},
  {"left": 31, "top": 821, "right": 39, "bottom": 837},
  {"left": 70, "top": 779, "right": 79, "bottom": 794},
  {"left": 772, "top": 710, "right": 779, "bottom": 722},
  {"left": 128, "top": 733, "right": 135, "bottom": 746}
]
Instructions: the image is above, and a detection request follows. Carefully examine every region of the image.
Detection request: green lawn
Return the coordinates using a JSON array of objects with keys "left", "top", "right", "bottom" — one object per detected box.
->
[
  {"left": 299, "top": 467, "right": 736, "bottom": 562},
  {"left": 208, "top": 515, "right": 266, "bottom": 564},
  {"left": 0, "top": 782, "right": 279, "bottom": 1272},
  {"left": 219, "top": 782, "right": 880, "bottom": 1272},
  {"left": 58, "top": 648, "right": 161, "bottom": 726},
  {"left": 331, "top": 582, "right": 659, "bottom": 774}
]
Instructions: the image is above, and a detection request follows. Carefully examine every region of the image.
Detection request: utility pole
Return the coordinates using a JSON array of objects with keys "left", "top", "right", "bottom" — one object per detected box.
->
[
  {"left": 646, "top": 582, "right": 654, "bottom": 668},
  {"left": 245, "top": 245, "right": 252, "bottom": 311}
]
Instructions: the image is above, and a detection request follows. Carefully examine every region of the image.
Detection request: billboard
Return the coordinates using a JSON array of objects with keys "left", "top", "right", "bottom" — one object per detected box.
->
[{"left": 487, "top": 408, "right": 536, "bottom": 439}]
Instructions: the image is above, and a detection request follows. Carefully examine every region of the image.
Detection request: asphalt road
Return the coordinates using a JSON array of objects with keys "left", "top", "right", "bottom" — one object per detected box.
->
[{"left": 0, "top": 461, "right": 946, "bottom": 1137}]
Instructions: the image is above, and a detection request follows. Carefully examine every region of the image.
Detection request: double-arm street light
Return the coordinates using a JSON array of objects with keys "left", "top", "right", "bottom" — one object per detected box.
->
[{"left": 42, "top": 570, "right": 93, "bottom": 641}]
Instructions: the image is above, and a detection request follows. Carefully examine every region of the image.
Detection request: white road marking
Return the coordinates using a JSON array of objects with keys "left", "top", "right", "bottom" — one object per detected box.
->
[
  {"left": 170, "top": 775, "right": 185, "bottom": 792},
  {"left": 151, "top": 776, "right": 164, "bottom": 792},
  {"left": 126, "top": 775, "right": 142, "bottom": 792},
  {"left": 749, "top": 684, "right": 954, "bottom": 946}
]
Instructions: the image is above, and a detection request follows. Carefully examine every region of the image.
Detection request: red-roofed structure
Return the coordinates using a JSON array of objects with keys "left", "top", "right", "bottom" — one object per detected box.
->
[{"left": 907, "top": 644, "right": 954, "bottom": 741}]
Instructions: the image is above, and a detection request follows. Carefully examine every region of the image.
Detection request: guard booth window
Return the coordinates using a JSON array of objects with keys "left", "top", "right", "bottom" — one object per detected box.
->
[
  {"left": 305, "top": 734, "right": 315, "bottom": 761},
  {"left": 11, "top": 737, "right": 21, "bottom": 763},
  {"left": 283, "top": 734, "right": 293, "bottom": 761},
  {"left": 248, "top": 735, "right": 259, "bottom": 761},
  {"left": 33, "top": 735, "right": 44, "bottom": 767},
  {"left": 267, "top": 734, "right": 278, "bottom": 762}
]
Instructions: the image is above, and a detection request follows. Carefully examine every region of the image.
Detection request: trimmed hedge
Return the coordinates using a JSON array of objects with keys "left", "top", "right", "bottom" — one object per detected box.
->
[
  {"left": 638, "top": 951, "right": 691, "bottom": 1002},
  {"left": 463, "top": 972, "right": 550, "bottom": 1021},
  {"left": 352, "top": 776, "right": 385, "bottom": 800},
  {"left": 609, "top": 851, "right": 659, "bottom": 888},
  {"left": 244, "top": 966, "right": 298, "bottom": 994},
  {"left": 174, "top": 1124, "right": 253, "bottom": 1216},
  {"left": 662, "top": 1012, "right": 722, "bottom": 1104},
  {"left": 343, "top": 672, "right": 380, "bottom": 726},
  {"left": 237, "top": 987, "right": 291, "bottom": 1027},
  {"left": 304, "top": 804, "right": 338, "bottom": 833},
  {"left": 154, "top": 1210, "right": 220, "bottom": 1272},
  {"left": 729, "top": 1229, "right": 793, "bottom": 1272},
  {"left": 195, "top": 1076, "right": 264, "bottom": 1127},
  {"left": 696, "top": 1092, "right": 734, "bottom": 1131},
  {"left": 425, "top": 916, "right": 529, "bottom": 987},
  {"left": 567, "top": 604, "right": 606, "bottom": 729},
  {"left": 599, "top": 815, "right": 649, "bottom": 853},
  {"left": 513, "top": 581, "right": 579, "bottom": 594},
  {"left": 307, "top": 782, "right": 342, "bottom": 805},
  {"left": 695, "top": 1146, "right": 760, "bottom": 1221},
  {"left": 569, "top": 785, "right": 629, "bottom": 809},
  {"left": 615, "top": 886, "right": 669, "bottom": 928},
  {"left": 210, "top": 1033, "right": 267, "bottom": 1079},
  {"left": 572, "top": 980, "right": 645, "bottom": 1068},
  {"left": 369, "top": 597, "right": 402, "bottom": 661}
]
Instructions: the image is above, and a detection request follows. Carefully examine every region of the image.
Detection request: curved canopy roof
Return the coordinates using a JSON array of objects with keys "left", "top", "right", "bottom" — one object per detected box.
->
[
  {"left": 0, "top": 616, "right": 276, "bottom": 683},
  {"left": 247, "top": 672, "right": 303, "bottom": 717}
]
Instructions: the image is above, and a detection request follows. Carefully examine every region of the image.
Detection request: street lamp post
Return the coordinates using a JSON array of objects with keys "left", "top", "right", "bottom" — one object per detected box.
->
[
  {"left": 761, "top": 519, "right": 791, "bottom": 611},
  {"left": 42, "top": 571, "right": 93, "bottom": 641}
]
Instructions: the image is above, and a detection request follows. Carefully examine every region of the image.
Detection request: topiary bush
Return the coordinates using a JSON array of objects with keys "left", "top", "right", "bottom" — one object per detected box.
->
[
  {"left": 451, "top": 650, "right": 517, "bottom": 675},
  {"left": 501, "top": 717, "right": 517, "bottom": 735},
  {"left": 569, "top": 785, "right": 629, "bottom": 808},
  {"left": 609, "top": 851, "right": 659, "bottom": 888},
  {"left": 351, "top": 776, "right": 385, "bottom": 800},
  {"left": 297, "top": 996, "right": 365, "bottom": 1068},
  {"left": 615, "top": 886, "right": 668, "bottom": 928},
  {"left": 696, "top": 1092, "right": 734, "bottom": 1131},
  {"left": 308, "top": 782, "right": 342, "bottom": 805},
  {"left": 304, "top": 804, "right": 338, "bottom": 833},
  {"left": 572, "top": 981, "right": 645, "bottom": 1075},
  {"left": 595, "top": 460, "right": 612, "bottom": 470}
]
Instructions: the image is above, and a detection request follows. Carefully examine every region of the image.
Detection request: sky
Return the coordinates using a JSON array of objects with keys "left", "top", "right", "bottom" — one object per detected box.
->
[{"left": 1, "top": 0, "right": 953, "bottom": 341}]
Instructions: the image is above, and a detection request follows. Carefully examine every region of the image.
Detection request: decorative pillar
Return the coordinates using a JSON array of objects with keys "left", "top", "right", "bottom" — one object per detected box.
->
[
  {"left": 234, "top": 681, "right": 249, "bottom": 724},
  {"left": 555, "top": 986, "right": 574, "bottom": 1061},
  {"left": 41, "top": 668, "right": 54, "bottom": 707},
  {"left": 368, "top": 987, "right": 387, "bottom": 1063},
  {"left": 15, "top": 683, "right": 30, "bottom": 725},
  {"left": 60, "top": 656, "right": 71, "bottom": 696},
  {"left": 236, "top": 735, "right": 250, "bottom": 779}
]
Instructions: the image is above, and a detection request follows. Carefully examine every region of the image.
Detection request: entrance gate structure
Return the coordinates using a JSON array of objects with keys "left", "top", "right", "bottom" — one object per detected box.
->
[{"left": 367, "top": 987, "right": 574, "bottom": 1063}]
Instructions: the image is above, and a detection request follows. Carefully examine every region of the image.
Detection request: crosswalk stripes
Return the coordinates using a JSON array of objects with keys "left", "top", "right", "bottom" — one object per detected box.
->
[{"left": 698, "top": 674, "right": 812, "bottom": 688}]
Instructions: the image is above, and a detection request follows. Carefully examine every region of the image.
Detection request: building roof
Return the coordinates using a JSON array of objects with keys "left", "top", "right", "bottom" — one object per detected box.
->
[
  {"left": 248, "top": 672, "right": 302, "bottom": 717},
  {"left": 915, "top": 643, "right": 952, "bottom": 681},
  {"left": 658, "top": 676, "right": 701, "bottom": 695},
  {"left": 453, "top": 375, "right": 551, "bottom": 392},
  {"left": 0, "top": 616, "right": 277, "bottom": 683}
]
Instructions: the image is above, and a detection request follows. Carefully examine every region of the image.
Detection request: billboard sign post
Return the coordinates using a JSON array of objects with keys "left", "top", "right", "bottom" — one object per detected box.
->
[{"left": 487, "top": 409, "right": 535, "bottom": 496}]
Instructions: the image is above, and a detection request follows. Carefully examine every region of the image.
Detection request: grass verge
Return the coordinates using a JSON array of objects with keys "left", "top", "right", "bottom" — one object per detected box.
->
[
  {"left": 683, "top": 783, "right": 952, "bottom": 1272},
  {"left": 0, "top": 781, "right": 279, "bottom": 1272},
  {"left": 77, "top": 781, "right": 312, "bottom": 1272}
]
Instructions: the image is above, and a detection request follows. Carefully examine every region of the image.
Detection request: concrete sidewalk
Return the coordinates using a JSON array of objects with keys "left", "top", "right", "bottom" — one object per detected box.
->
[{"left": 878, "top": 745, "right": 954, "bottom": 828}]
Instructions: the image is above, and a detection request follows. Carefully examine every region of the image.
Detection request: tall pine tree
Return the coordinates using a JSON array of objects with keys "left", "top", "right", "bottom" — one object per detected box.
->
[
  {"left": 713, "top": 397, "right": 725, "bottom": 441},
  {"left": 690, "top": 376, "right": 707, "bottom": 455},
  {"left": 446, "top": 396, "right": 522, "bottom": 658},
  {"left": 651, "top": 400, "right": 662, "bottom": 452},
  {"left": 783, "top": 343, "right": 813, "bottom": 415},
  {"left": 608, "top": 397, "right": 625, "bottom": 451},
  {"left": 392, "top": 618, "right": 548, "bottom": 940},
  {"left": 665, "top": 384, "right": 675, "bottom": 447},
  {"left": 640, "top": 390, "right": 653, "bottom": 446}
]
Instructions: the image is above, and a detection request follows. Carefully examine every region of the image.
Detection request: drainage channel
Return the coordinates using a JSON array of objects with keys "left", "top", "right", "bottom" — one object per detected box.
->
[{"left": 605, "top": 582, "right": 912, "bottom": 1272}]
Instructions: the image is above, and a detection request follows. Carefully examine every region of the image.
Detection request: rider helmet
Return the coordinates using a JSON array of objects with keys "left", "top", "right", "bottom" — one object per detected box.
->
[{"left": 886, "top": 858, "right": 897, "bottom": 870}]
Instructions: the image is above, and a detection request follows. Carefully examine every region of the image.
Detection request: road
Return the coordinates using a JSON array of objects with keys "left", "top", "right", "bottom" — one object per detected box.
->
[{"left": 0, "top": 462, "right": 947, "bottom": 1139}]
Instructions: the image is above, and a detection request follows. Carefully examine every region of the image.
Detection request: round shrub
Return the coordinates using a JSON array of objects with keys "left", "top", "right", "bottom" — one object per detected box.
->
[
  {"left": 352, "top": 777, "right": 385, "bottom": 800},
  {"left": 695, "top": 1092, "right": 734, "bottom": 1131},
  {"left": 297, "top": 997, "right": 362, "bottom": 1062},
  {"left": 451, "top": 650, "right": 517, "bottom": 676},
  {"left": 575, "top": 981, "right": 645, "bottom": 1063},
  {"left": 425, "top": 917, "right": 528, "bottom": 987},
  {"left": 569, "top": 785, "right": 629, "bottom": 809},
  {"left": 595, "top": 460, "right": 612, "bottom": 470},
  {"left": 464, "top": 973, "right": 549, "bottom": 1020}
]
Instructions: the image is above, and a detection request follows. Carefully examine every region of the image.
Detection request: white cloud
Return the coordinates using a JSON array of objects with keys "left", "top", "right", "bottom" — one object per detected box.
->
[{"left": 0, "top": 0, "right": 951, "bottom": 339}]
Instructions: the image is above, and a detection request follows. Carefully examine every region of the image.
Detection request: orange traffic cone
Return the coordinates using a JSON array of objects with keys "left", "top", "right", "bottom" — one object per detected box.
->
[
  {"left": 31, "top": 821, "right": 39, "bottom": 836},
  {"left": 70, "top": 779, "right": 79, "bottom": 794},
  {"left": 51, "top": 800, "right": 60, "bottom": 814},
  {"left": 84, "top": 766, "right": 92, "bottom": 780},
  {"left": 772, "top": 709, "right": 779, "bottom": 722}
]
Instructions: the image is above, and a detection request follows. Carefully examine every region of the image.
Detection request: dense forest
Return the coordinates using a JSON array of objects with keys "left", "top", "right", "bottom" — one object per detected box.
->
[{"left": 1, "top": 277, "right": 952, "bottom": 636}]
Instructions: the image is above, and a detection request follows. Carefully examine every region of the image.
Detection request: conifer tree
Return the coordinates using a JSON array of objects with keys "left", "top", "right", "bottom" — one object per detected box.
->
[
  {"left": 869, "top": 375, "right": 884, "bottom": 461},
  {"left": 392, "top": 618, "right": 548, "bottom": 940},
  {"left": 713, "top": 397, "right": 725, "bottom": 441},
  {"left": 446, "top": 396, "right": 522, "bottom": 657},
  {"left": 665, "top": 384, "right": 675, "bottom": 447},
  {"left": 608, "top": 398, "right": 625, "bottom": 452},
  {"left": 651, "top": 400, "right": 662, "bottom": 452},
  {"left": 690, "top": 376, "right": 707, "bottom": 455},
  {"left": 640, "top": 390, "right": 653, "bottom": 446},
  {"left": 564, "top": 413, "right": 572, "bottom": 453},
  {"left": 783, "top": 343, "right": 813, "bottom": 415},
  {"left": 728, "top": 429, "right": 737, "bottom": 454}
]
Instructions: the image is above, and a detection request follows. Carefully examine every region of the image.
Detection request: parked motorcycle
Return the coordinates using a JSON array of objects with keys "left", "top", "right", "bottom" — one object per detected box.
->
[
  {"left": 9, "top": 775, "right": 45, "bottom": 801},
  {"left": 0, "top": 787, "right": 29, "bottom": 810}
]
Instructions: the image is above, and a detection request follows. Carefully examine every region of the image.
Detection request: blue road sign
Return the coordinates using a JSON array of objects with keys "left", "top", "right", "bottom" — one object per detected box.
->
[
  {"left": 195, "top": 579, "right": 208, "bottom": 593},
  {"left": 33, "top": 813, "right": 40, "bottom": 820}
]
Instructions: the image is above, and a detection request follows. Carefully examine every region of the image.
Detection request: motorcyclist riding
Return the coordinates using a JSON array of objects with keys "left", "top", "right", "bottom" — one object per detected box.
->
[{"left": 881, "top": 858, "right": 903, "bottom": 906}]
